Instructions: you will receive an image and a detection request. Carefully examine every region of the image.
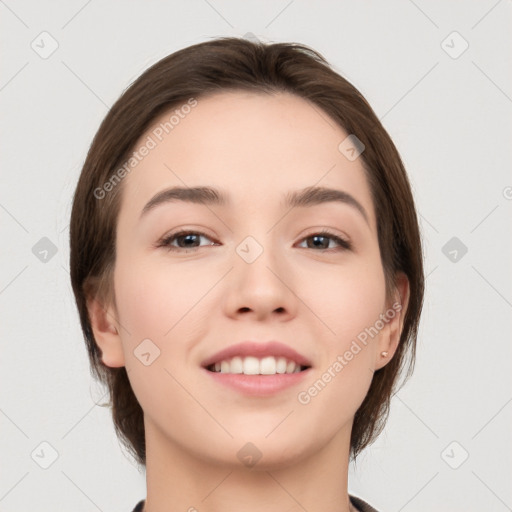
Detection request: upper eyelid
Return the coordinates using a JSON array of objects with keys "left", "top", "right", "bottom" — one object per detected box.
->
[{"left": 161, "top": 230, "right": 217, "bottom": 244}]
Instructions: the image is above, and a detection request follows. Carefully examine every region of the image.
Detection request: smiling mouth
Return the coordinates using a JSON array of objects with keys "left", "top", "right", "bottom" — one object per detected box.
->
[{"left": 205, "top": 355, "right": 311, "bottom": 375}]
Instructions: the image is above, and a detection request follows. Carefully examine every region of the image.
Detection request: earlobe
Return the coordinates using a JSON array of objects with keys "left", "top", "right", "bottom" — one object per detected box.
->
[
  {"left": 86, "top": 296, "right": 126, "bottom": 368},
  {"left": 374, "top": 272, "right": 410, "bottom": 371}
]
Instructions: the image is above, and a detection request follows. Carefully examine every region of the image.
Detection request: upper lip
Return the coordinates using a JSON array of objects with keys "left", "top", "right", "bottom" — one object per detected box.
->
[{"left": 201, "top": 341, "right": 312, "bottom": 368}]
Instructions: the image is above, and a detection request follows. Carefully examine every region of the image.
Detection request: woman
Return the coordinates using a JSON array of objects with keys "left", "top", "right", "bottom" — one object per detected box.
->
[{"left": 69, "top": 37, "right": 424, "bottom": 512}]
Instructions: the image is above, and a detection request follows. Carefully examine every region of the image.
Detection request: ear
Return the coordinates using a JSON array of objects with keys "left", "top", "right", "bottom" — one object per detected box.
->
[
  {"left": 86, "top": 294, "right": 126, "bottom": 368},
  {"left": 374, "top": 272, "right": 410, "bottom": 371}
]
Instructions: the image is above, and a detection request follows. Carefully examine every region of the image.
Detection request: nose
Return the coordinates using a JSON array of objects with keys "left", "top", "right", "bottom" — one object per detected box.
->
[{"left": 222, "top": 236, "right": 298, "bottom": 322}]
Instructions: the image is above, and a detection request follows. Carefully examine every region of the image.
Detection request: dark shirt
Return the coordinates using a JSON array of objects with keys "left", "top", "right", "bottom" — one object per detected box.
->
[
  {"left": 350, "top": 495, "right": 379, "bottom": 511},
  {"left": 131, "top": 495, "right": 379, "bottom": 511},
  {"left": 132, "top": 501, "right": 144, "bottom": 512}
]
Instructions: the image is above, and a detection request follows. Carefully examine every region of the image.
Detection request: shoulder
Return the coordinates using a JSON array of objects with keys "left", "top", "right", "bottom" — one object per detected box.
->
[{"left": 349, "top": 494, "right": 380, "bottom": 512}]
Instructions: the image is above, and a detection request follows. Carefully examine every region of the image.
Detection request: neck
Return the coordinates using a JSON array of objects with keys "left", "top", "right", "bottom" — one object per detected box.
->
[{"left": 142, "top": 418, "right": 355, "bottom": 512}]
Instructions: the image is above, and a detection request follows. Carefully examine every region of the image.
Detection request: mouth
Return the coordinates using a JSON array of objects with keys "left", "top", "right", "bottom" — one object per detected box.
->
[
  {"left": 205, "top": 356, "right": 311, "bottom": 375},
  {"left": 200, "top": 341, "right": 313, "bottom": 395}
]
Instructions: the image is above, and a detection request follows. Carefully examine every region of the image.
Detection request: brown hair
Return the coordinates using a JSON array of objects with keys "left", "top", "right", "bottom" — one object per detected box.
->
[{"left": 69, "top": 36, "right": 424, "bottom": 467}]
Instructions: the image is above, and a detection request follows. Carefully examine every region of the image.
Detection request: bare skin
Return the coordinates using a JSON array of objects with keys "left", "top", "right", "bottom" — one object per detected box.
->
[{"left": 88, "top": 90, "right": 409, "bottom": 512}]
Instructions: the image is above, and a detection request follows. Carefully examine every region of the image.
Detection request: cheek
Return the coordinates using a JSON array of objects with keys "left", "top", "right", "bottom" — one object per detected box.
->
[
  {"left": 305, "top": 254, "right": 387, "bottom": 347},
  {"left": 112, "top": 257, "right": 204, "bottom": 420},
  {"left": 296, "top": 264, "right": 384, "bottom": 423},
  {"left": 298, "top": 254, "right": 386, "bottom": 405},
  {"left": 113, "top": 253, "right": 208, "bottom": 340}
]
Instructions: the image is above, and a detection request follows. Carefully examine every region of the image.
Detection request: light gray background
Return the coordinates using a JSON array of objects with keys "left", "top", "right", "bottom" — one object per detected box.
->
[{"left": 1, "top": 1, "right": 511, "bottom": 511}]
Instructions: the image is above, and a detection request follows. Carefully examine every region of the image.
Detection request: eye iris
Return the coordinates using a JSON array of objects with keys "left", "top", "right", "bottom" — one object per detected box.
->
[
  {"left": 309, "top": 235, "right": 329, "bottom": 249},
  {"left": 178, "top": 233, "right": 199, "bottom": 247}
]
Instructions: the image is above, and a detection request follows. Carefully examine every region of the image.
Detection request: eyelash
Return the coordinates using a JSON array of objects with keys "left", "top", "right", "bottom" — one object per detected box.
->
[{"left": 157, "top": 229, "right": 352, "bottom": 253}]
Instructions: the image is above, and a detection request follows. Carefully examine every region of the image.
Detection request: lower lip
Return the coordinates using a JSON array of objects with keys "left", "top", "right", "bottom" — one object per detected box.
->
[{"left": 202, "top": 367, "right": 312, "bottom": 396}]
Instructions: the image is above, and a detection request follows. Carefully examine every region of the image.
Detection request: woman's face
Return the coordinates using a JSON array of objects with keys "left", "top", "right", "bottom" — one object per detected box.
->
[{"left": 95, "top": 90, "right": 404, "bottom": 468}]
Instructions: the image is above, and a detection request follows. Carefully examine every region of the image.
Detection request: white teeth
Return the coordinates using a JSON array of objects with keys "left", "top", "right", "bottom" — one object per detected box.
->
[
  {"left": 276, "top": 357, "right": 287, "bottom": 374},
  {"left": 213, "top": 355, "right": 305, "bottom": 375},
  {"left": 243, "top": 356, "right": 260, "bottom": 375},
  {"left": 260, "top": 356, "right": 276, "bottom": 375},
  {"left": 230, "top": 356, "right": 243, "bottom": 374}
]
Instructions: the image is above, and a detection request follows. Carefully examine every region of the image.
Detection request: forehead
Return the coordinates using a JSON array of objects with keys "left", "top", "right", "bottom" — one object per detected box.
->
[{"left": 118, "top": 90, "right": 376, "bottom": 230}]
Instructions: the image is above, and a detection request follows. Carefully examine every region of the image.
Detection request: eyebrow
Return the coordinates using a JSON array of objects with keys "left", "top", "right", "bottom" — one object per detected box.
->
[{"left": 140, "top": 185, "right": 370, "bottom": 226}]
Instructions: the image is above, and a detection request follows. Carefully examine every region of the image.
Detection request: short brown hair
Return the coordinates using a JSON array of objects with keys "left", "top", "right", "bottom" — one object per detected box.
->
[{"left": 69, "top": 36, "right": 424, "bottom": 466}]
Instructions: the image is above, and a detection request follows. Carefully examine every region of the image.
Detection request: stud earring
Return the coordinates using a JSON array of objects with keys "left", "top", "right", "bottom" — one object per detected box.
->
[{"left": 381, "top": 351, "right": 388, "bottom": 357}]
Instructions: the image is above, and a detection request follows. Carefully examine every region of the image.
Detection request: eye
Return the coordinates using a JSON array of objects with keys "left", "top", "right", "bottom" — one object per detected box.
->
[
  {"left": 157, "top": 230, "right": 217, "bottom": 252},
  {"left": 296, "top": 230, "right": 352, "bottom": 252},
  {"left": 157, "top": 229, "right": 351, "bottom": 253}
]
